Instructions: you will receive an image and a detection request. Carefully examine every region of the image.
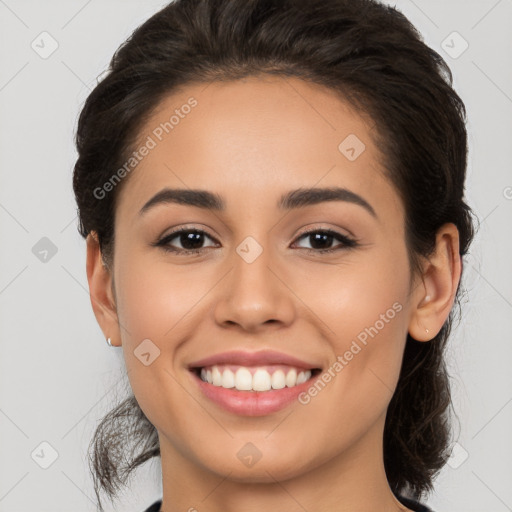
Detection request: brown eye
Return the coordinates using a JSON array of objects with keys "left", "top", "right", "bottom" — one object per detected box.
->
[
  {"left": 155, "top": 228, "right": 218, "bottom": 254},
  {"left": 293, "top": 229, "right": 358, "bottom": 253}
]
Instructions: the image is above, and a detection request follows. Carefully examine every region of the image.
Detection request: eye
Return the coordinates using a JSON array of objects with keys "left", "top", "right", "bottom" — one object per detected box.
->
[
  {"left": 154, "top": 227, "right": 219, "bottom": 255},
  {"left": 292, "top": 228, "right": 358, "bottom": 253},
  {"left": 153, "top": 227, "right": 358, "bottom": 256}
]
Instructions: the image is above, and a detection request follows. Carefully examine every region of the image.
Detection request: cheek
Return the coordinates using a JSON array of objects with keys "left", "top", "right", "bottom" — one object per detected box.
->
[
  {"left": 305, "top": 246, "right": 410, "bottom": 344},
  {"left": 112, "top": 251, "right": 204, "bottom": 404},
  {"left": 114, "top": 250, "right": 213, "bottom": 346},
  {"left": 299, "top": 247, "right": 411, "bottom": 407}
]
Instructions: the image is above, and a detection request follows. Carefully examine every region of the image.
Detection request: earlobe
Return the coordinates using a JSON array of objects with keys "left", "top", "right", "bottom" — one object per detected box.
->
[
  {"left": 86, "top": 232, "right": 121, "bottom": 346},
  {"left": 408, "top": 223, "right": 462, "bottom": 342}
]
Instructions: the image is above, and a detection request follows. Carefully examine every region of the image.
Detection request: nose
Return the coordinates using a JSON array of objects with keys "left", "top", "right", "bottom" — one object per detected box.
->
[{"left": 213, "top": 240, "right": 296, "bottom": 333}]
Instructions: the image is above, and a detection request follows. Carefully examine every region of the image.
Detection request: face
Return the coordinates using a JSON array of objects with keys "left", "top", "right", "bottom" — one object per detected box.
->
[{"left": 93, "top": 75, "right": 428, "bottom": 482}]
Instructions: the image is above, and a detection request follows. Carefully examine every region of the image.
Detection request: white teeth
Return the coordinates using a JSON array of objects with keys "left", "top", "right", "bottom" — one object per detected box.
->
[
  {"left": 285, "top": 368, "right": 297, "bottom": 387},
  {"left": 235, "top": 368, "right": 253, "bottom": 390},
  {"left": 221, "top": 368, "right": 235, "bottom": 388},
  {"left": 296, "top": 371, "right": 307, "bottom": 385},
  {"left": 252, "top": 369, "right": 272, "bottom": 391},
  {"left": 271, "top": 370, "right": 286, "bottom": 389},
  {"left": 212, "top": 366, "right": 222, "bottom": 386},
  {"left": 199, "top": 365, "right": 312, "bottom": 391}
]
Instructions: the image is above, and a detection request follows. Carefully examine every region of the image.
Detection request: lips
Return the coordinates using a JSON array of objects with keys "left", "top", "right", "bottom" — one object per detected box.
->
[{"left": 187, "top": 350, "right": 323, "bottom": 415}]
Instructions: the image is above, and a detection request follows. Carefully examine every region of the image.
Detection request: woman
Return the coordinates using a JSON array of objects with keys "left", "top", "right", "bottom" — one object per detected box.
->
[{"left": 72, "top": 0, "right": 475, "bottom": 510}]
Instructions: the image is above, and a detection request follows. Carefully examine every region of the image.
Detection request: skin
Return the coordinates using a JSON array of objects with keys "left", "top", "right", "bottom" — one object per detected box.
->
[{"left": 86, "top": 75, "right": 461, "bottom": 512}]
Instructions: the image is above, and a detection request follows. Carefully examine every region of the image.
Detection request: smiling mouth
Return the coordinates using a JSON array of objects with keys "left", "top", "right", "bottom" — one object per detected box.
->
[{"left": 191, "top": 364, "right": 322, "bottom": 392}]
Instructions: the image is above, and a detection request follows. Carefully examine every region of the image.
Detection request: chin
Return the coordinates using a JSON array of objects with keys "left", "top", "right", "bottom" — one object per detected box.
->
[{"left": 196, "top": 447, "right": 319, "bottom": 484}]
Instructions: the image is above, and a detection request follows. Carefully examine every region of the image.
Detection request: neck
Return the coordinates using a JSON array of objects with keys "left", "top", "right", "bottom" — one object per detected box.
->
[{"left": 158, "top": 413, "right": 412, "bottom": 512}]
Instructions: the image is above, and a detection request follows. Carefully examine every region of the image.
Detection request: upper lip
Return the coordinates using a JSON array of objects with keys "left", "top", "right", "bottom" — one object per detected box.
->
[{"left": 188, "top": 349, "right": 322, "bottom": 370}]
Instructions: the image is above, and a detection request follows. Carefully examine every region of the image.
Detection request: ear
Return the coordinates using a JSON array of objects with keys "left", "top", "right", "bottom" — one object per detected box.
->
[
  {"left": 86, "top": 232, "right": 121, "bottom": 346},
  {"left": 408, "top": 223, "right": 462, "bottom": 342}
]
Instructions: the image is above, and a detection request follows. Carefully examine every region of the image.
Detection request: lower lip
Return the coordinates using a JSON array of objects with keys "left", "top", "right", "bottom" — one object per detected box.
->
[{"left": 190, "top": 370, "right": 319, "bottom": 416}]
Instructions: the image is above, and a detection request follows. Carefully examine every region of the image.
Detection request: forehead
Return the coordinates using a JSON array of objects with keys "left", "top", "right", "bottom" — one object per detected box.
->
[{"left": 115, "top": 76, "right": 402, "bottom": 222}]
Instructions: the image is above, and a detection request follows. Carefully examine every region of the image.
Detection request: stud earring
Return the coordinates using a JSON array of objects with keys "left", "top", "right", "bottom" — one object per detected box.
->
[
  {"left": 424, "top": 295, "right": 431, "bottom": 303},
  {"left": 106, "top": 337, "right": 113, "bottom": 347},
  {"left": 425, "top": 329, "right": 429, "bottom": 334}
]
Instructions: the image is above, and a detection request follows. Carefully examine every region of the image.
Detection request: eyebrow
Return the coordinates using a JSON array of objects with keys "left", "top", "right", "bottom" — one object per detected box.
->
[{"left": 138, "top": 186, "right": 377, "bottom": 219}]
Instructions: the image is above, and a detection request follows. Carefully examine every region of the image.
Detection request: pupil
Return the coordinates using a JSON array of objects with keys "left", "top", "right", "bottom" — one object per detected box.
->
[
  {"left": 182, "top": 232, "right": 203, "bottom": 249},
  {"left": 310, "top": 233, "right": 332, "bottom": 249}
]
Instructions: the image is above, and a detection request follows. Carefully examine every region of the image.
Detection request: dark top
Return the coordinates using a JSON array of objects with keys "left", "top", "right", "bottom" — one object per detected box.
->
[
  {"left": 143, "top": 495, "right": 433, "bottom": 511},
  {"left": 143, "top": 501, "right": 162, "bottom": 512},
  {"left": 397, "top": 495, "right": 434, "bottom": 511}
]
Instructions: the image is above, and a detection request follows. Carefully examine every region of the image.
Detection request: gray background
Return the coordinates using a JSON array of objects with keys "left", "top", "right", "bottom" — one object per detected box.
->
[{"left": 0, "top": 0, "right": 511, "bottom": 511}]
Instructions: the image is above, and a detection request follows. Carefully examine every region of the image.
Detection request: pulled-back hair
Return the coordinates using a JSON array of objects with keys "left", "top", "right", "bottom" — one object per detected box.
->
[{"left": 72, "top": 0, "right": 476, "bottom": 509}]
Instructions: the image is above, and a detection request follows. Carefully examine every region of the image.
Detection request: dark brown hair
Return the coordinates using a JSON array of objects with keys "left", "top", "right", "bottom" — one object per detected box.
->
[{"left": 72, "top": 0, "right": 476, "bottom": 509}]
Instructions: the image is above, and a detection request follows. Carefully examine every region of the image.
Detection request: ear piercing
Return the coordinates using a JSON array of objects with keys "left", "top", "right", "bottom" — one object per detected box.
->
[
  {"left": 106, "top": 337, "right": 113, "bottom": 347},
  {"left": 423, "top": 295, "right": 431, "bottom": 335}
]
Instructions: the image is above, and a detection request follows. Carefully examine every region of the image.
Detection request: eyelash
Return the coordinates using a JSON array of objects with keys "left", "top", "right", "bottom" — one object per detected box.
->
[{"left": 153, "top": 226, "right": 359, "bottom": 255}]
